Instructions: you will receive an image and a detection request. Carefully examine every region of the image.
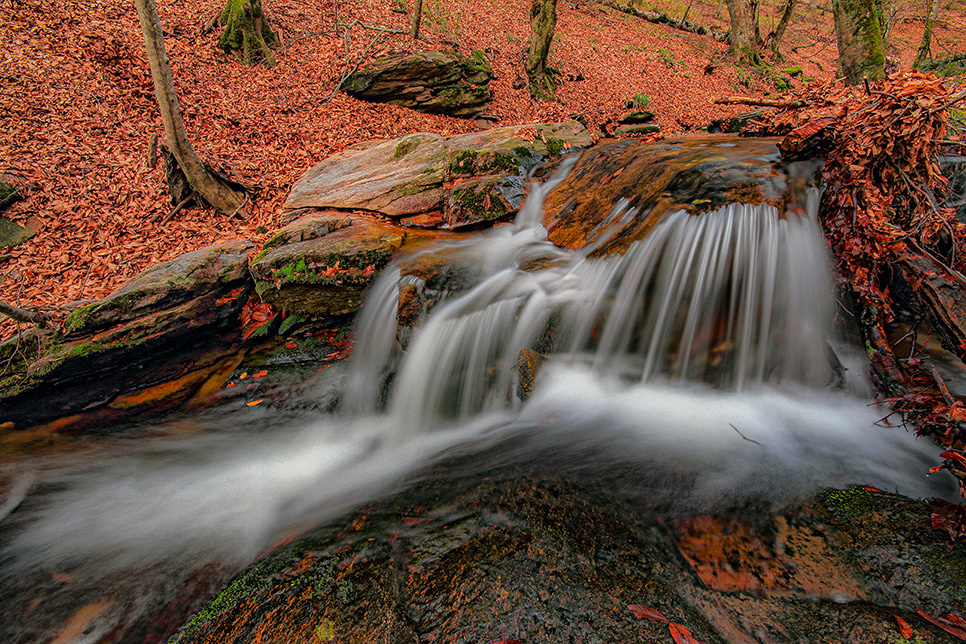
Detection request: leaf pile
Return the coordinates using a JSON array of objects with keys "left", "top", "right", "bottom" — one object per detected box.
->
[{"left": 753, "top": 72, "right": 966, "bottom": 444}]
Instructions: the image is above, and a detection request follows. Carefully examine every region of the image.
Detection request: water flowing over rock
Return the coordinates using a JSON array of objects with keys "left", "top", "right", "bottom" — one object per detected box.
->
[{"left": 343, "top": 50, "right": 494, "bottom": 118}]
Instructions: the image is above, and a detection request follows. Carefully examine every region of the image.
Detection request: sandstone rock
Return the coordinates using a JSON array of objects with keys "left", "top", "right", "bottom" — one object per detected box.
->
[
  {"left": 344, "top": 50, "right": 494, "bottom": 118},
  {"left": 0, "top": 241, "right": 254, "bottom": 431},
  {"left": 250, "top": 215, "right": 403, "bottom": 316},
  {"left": 542, "top": 136, "right": 821, "bottom": 254},
  {"left": 284, "top": 122, "right": 594, "bottom": 225},
  {"left": 446, "top": 174, "right": 525, "bottom": 229},
  {"left": 283, "top": 133, "right": 448, "bottom": 217},
  {"left": 62, "top": 240, "right": 253, "bottom": 338}
]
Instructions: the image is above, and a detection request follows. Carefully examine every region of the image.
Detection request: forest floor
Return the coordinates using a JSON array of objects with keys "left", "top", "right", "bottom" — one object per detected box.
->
[{"left": 1, "top": 0, "right": 964, "bottom": 340}]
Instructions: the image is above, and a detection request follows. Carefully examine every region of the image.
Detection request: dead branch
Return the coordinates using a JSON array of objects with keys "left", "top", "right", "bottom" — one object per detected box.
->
[
  {"left": 161, "top": 195, "right": 192, "bottom": 224},
  {"left": 0, "top": 301, "right": 51, "bottom": 326},
  {"left": 598, "top": 0, "right": 728, "bottom": 42},
  {"left": 713, "top": 96, "right": 809, "bottom": 108}
]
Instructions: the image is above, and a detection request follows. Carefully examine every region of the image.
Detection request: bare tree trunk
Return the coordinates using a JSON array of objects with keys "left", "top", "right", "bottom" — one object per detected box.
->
[
  {"left": 219, "top": 0, "right": 278, "bottom": 66},
  {"left": 832, "top": 0, "right": 886, "bottom": 84},
  {"left": 410, "top": 0, "right": 423, "bottom": 39},
  {"left": 913, "top": 0, "right": 941, "bottom": 69},
  {"left": 526, "top": 0, "right": 558, "bottom": 101},
  {"left": 134, "top": 0, "right": 248, "bottom": 217},
  {"left": 770, "top": 0, "right": 797, "bottom": 59},
  {"left": 725, "top": 0, "right": 762, "bottom": 65}
]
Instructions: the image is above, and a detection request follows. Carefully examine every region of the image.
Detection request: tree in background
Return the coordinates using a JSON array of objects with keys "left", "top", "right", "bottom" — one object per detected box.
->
[
  {"left": 526, "top": 0, "right": 558, "bottom": 101},
  {"left": 134, "top": 0, "right": 249, "bottom": 216},
  {"left": 725, "top": 0, "right": 763, "bottom": 65},
  {"left": 913, "top": 0, "right": 942, "bottom": 69},
  {"left": 769, "top": 0, "right": 797, "bottom": 59},
  {"left": 832, "top": 0, "right": 886, "bottom": 83},
  {"left": 411, "top": 0, "right": 424, "bottom": 39},
  {"left": 218, "top": 0, "right": 279, "bottom": 67}
]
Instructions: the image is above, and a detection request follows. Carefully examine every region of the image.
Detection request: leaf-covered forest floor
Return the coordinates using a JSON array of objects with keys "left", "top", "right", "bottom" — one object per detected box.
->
[{"left": 1, "top": 0, "right": 964, "bottom": 340}]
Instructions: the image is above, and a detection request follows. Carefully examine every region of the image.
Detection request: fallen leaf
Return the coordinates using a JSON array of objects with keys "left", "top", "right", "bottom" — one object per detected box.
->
[
  {"left": 669, "top": 622, "right": 706, "bottom": 644},
  {"left": 917, "top": 610, "right": 966, "bottom": 640},
  {"left": 628, "top": 605, "right": 668, "bottom": 621},
  {"left": 894, "top": 615, "right": 913, "bottom": 639},
  {"left": 930, "top": 498, "right": 966, "bottom": 541},
  {"left": 246, "top": 399, "right": 263, "bottom": 407}
]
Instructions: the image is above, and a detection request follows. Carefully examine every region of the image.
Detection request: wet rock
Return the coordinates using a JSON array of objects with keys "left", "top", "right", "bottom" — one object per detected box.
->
[
  {"left": 250, "top": 214, "right": 403, "bottom": 316},
  {"left": 542, "top": 136, "right": 822, "bottom": 254},
  {"left": 170, "top": 454, "right": 966, "bottom": 644},
  {"left": 343, "top": 50, "right": 494, "bottom": 118},
  {"left": 614, "top": 123, "right": 661, "bottom": 137},
  {"left": 0, "top": 241, "right": 254, "bottom": 433},
  {"left": 446, "top": 175, "right": 524, "bottom": 229},
  {"left": 285, "top": 123, "right": 593, "bottom": 226},
  {"left": 619, "top": 110, "right": 655, "bottom": 124}
]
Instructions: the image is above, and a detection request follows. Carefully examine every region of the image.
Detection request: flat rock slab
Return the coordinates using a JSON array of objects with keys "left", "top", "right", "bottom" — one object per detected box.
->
[
  {"left": 251, "top": 213, "right": 404, "bottom": 316},
  {"left": 0, "top": 241, "right": 254, "bottom": 432},
  {"left": 284, "top": 122, "right": 593, "bottom": 225},
  {"left": 169, "top": 451, "right": 966, "bottom": 644}
]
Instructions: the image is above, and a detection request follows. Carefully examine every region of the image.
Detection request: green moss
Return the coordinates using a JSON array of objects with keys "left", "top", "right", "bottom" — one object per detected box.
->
[
  {"left": 545, "top": 138, "right": 565, "bottom": 157},
  {"left": 0, "top": 183, "right": 14, "bottom": 201},
  {"left": 63, "top": 302, "right": 99, "bottom": 336},
  {"left": 780, "top": 66, "right": 803, "bottom": 76},
  {"left": 394, "top": 138, "right": 420, "bottom": 159},
  {"left": 314, "top": 621, "right": 336, "bottom": 642},
  {"left": 820, "top": 487, "right": 880, "bottom": 520},
  {"left": 450, "top": 150, "right": 478, "bottom": 175}
]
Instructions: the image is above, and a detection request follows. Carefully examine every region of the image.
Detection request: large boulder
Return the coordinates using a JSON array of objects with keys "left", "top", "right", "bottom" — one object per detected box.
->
[
  {"left": 541, "top": 136, "right": 822, "bottom": 254},
  {"left": 344, "top": 50, "right": 494, "bottom": 118},
  {"left": 169, "top": 454, "right": 966, "bottom": 644},
  {"left": 0, "top": 241, "right": 253, "bottom": 433},
  {"left": 283, "top": 122, "right": 594, "bottom": 227}
]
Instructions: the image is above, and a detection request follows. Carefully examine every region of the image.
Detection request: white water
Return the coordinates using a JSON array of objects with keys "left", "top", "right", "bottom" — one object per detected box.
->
[{"left": 1, "top": 154, "right": 955, "bottom": 583}]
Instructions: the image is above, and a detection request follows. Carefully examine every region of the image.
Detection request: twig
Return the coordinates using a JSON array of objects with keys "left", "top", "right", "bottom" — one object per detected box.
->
[
  {"left": 227, "top": 193, "right": 251, "bottom": 220},
  {"left": 729, "top": 423, "right": 763, "bottom": 446},
  {"left": 712, "top": 96, "right": 808, "bottom": 109},
  {"left": 325, "top": 29, "right": 387, "bottom": 102},
  {"left": 161, "top": 195, "right": 192, "bottom": 224},
  {"left": 930, "top": 365, "right": 955, "bottom": 406},
  {"left": 0, "top": 301, "right": 50, "bottom": 326}
]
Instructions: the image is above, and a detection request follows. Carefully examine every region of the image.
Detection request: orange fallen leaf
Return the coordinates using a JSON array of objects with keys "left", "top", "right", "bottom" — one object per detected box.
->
[
  {"left": 246, "top": 400, "right": 263, "bottom": 407},
  {"left": 252, "top": 370, "right": 268, "bottom": 378},
  {"left": 894, "top": 615, "right": 913, "bottom": 639},
  {"left": 628, "top": 605, "right": 668, "bottom": 621},
  {"left": 285, "top": 342, "right": 298, "bottom": 349},
  {"left": 669, "top": 622, "right": 706, "bottom": 644},
  {"left": 917, "top": 610, "right": 966, "bottom": 640}
]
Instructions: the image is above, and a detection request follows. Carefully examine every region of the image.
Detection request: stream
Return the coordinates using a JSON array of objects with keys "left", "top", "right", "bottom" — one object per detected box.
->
[{"left": 0, "top": 147, "right": 957, "bottom": 644}]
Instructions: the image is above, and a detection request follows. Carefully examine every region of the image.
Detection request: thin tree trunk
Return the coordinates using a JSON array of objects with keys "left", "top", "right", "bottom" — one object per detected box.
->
[
  {"left": 134, "top": 0, "right": 248, "bottom": 217},
  {"left": 410, "top": 0, "right": 423, "bottom": 39},
  {"left": 219, "top": 0, "right": 278, "bottom": 67},
  {"left": 526, "top": 0, "right": 558, "bottom": 101},
  {"left": 913, "top": 0, "right": 941, "bottom": 69},
  {"left": 770, "top": 0, "right": 797, "bottom": 59}
]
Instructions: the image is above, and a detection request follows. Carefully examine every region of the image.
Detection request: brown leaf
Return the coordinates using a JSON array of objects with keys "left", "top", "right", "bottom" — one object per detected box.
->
[
  {"left": 917, "top": 610, "right": 966, "bottom": 640},
  {"left": 894, "top": 615, "right": 913, "bottom": 639},
  {"left": 669, "top": 622, "right": 706, "bottom": 644},
  {"left": 628, "top": 605, "right": 668, "bottom": 621},
  {"left": 931, "top": 499, "right": 966, "bottom": 541}
]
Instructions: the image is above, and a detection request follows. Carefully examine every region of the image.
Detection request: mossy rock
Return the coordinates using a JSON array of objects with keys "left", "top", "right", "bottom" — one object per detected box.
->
[
  {"left": 251, "top": 216, "right": 403, "bottom": 316},
  {"left": 615, "top": 123, "right": 661, "bottom": 137},
  {"left": 619, "top": 111, "right": 655, "bottom": 125},
  {"left": 445, "top": 175, "right": 525, "bottom": 230}
]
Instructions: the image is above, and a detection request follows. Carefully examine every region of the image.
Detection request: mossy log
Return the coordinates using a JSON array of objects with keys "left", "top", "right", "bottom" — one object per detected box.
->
[{"left": 218, "top": 0, "right": 278, "bottom": 67}]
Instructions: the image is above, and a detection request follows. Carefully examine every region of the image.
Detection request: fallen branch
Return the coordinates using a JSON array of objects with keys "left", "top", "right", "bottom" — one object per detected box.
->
[
  {"left": 161, "top": 194, "right": 192, "bottom": 224},
  {"left": 712, "top": 96, "right": 809, "bottom": 108},
  {"left": 598, "top": 0, "right": 727, "bottom": 43},
  {"left": 0, "top": 301, "right": 51, "bottom": 326}
]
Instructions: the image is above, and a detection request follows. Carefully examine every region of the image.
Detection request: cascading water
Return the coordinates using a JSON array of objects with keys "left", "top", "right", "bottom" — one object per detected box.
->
[{"left": 0, "top": 142, "right": 956, "bottom": 644}]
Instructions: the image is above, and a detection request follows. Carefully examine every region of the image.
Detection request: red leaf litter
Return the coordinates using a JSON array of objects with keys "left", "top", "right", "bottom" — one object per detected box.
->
[
  {"left": 628, "top": 604, "right": 668, "bottom": 621},
  {"left": 2, "top": 0, "right": 962, "bottom": 339}
]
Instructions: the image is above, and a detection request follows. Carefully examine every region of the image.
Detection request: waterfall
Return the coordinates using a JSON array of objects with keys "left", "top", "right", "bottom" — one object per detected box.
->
[{"left": 344, "top": 159, "right": 849, "bottom": 430}]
